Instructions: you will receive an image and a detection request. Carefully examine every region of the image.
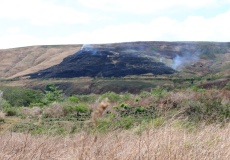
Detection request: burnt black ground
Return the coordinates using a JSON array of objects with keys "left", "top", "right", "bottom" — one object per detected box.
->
[
  {"left": 28, "top": 46, "right": 175, "bottom": 78},
  {"left": 27, "top": 41, "right": 230, "bottom": 79}
]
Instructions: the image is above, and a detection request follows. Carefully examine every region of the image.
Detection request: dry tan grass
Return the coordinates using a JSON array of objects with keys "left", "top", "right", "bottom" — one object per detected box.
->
[
  {"left": 0, "top": 123, "right": 229, "bottom": 160},
  {"left": 0, "top": 45, "right": 81, "bottom": 78},
  {"left": 158, "top": 89, "right": 230, "bottom": 109},
  {"left": 21, "top": 107, "right": 42, "bottom": 118},
  {"left": 0, "top": 111, "right": 5, "bottom": 119},
  {"left": 43, "top": 102, "right": 65, "bottom": 118},
  {"left": 91, "top": 98, "right": 110, "bottom": 126}
]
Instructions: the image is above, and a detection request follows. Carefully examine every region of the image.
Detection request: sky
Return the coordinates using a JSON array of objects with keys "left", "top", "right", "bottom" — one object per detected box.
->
[{"left": 1, "top": 0, "right": 230, "bottom": 49}]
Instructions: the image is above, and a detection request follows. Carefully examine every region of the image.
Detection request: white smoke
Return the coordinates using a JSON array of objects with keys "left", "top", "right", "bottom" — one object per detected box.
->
[
  {"left": 80, "top": 44, "right": 99, "bottom": 54},
  {"left": 81, "top": 44, "right": 90, "bottom": 50},
  {"left": 172, "top": 54, "right": 183, "bottom": 70},
  {"left": 172, "top": 51, "right": 200, "bottom": 70},
  {"left": 159, "top": 57, "right": 164, "bottom": 62}
]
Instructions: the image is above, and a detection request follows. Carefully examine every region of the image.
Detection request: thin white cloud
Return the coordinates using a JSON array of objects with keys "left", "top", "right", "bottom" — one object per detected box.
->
[
  {"left": 54, "top": 10, "right": 230, "bottom": 44},
  {"left": 0, "top": 34, "right": 41, "bottom": 49},
  {"left": 0, "top": 0, "right": 92, "bottom": 26},
  {"left": 1, "top": 9, "right": 230, "bottom": 49},
  {"left": 77, "top": 0, "right": 219, "bottom": 14},
  {"left": 6, "top": 27, "right": 21, "bottom": 34},
  {"left": 0, "top": 0, "right": 230, "bottom": 49}
]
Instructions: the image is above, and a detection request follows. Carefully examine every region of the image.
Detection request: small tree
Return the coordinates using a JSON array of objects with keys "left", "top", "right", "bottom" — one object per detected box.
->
[
  {"left": 43, "top": 84, "right": 64, "bottom": 104},
  {"left": 0, "top": 87, "right": 43, "bottom": 107},
  {"left": 75, "top": 103, "right": 88, "bottom": 115}
]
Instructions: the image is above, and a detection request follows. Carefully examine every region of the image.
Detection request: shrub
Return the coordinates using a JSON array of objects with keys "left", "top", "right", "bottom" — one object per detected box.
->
[
  {"left": 63, "top": 105, "right": 75, "bottom": 115},
  {"left": 43, "top": 84, "right": 64, "bottom": 104},
  {"left": 118, "top": 116, "right": 134, "bottom": 129},
  {"left": 140, "top": 91, "right": 151, "bottom": 98},
  {"left": 20, "top": 107, "right": 42, "bottom": 118},
  {"left": 151, "top": 88, "right": 167, "bottom": 98},
  {"left": 135, "top": 107, "right": 146, "bottom": 113},
  {"left": 184, "top": 97, "right": 230, "bottom": 123},
  {"left": 96, "top": 118, "right": 110, "bottom": 132},
  {"left": 75, "top": 103, "right": 88, "bottom": 113},
  {"left": 151, "top": 117, "right": 165, "bottom": 128},
  {"left": 100, "top": 91, "right": 120, "bottom": 102},
  {"left": 225, "top": 82, "right": 230, "bottom": 90},
  {"left": 0, "top": 117, "right": 4, "bottom": 123},
  {"left": 120, "top": 93, "right": 131, "bottom": 101},
  {"left": 0, "top": 86, "right": 43, "bottom": 107},
  {"left": 75, "top": 94, "right": 97, "bottom": 103},
  {"left": 120, "top": 103, "right": 130, "bottom": 109},
  {"left": 190, "top": 85, "right": 206, "bottom": 92},
  {"left": 2, "top": 101, "right": 11, "bottom": 109},
  {"left": 68, "top": 96, "right": 79, "bottom": 103},
  {"left": 4, "top": 107, "right": 17, "bottom": 116},
  {"left": 43, "top": 102, "right": 65, "bottom": 118}
]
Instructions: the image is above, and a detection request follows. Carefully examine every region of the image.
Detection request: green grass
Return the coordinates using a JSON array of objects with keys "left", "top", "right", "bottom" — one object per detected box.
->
[{"left": 1, "top": 85, "right": 229, "bottom": 135}]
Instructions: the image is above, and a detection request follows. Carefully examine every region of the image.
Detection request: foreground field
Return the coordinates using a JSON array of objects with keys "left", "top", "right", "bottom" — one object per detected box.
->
[
  {"left": 0, "top": 123, "right": 229, "bottom": 160},
  {"left": 0, "top": 84, "right": 229, "bottom": 159}
]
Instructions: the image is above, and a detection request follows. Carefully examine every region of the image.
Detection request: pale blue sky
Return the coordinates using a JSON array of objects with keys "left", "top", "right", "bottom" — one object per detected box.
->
[{"left": 1, "top": 0, "right": 230, "bottom": 49}]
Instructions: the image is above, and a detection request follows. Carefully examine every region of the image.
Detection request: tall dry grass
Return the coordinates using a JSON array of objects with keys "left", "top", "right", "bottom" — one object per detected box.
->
[
  {"left": 0, "top": 123, "right": 229, "bottom": 160},
  {"left": 0, "top": 111, "right": 5, "bottom": 119},
  {"left": 91, "top": 98, "right": 110, "bottom": 126}
]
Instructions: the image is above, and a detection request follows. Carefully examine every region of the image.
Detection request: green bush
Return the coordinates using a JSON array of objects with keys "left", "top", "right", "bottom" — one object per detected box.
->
[
  {"left": 120, "top": 93, "right": 131, "bottom": 101},
  {"left": 75, "top": 94, "right": 97, "bottom": 103},
  {"left": 68, "top": 96, "right": 79, "bottom": 103},
  {"left": 190, "top": 85, "right": 206, "bottom": 92},
  {"left": 0, "top": 118, "right": 5, "bottom": 123},
  {"left": 135, "top": 107, "right": 146, "bottom": 113},
  {"left": 75, "top": 103, "right": 88, "bottom": 113},
  {"left": 118, "top": 116, "right": 134, "bottom": 129},
  {"left": 151, "top": 88, "right": 167, "bottom": 98},
  {"left": 4, "top": 107, "right": 17, "bottom": 116},
  {"left": 225, "top": 82, "right": 230, "bottom": 90},
  {"left": 120, "top": 103, "right": 130, "bottom": 109},
  {"left": 101, "top": 91, "right": 120, "bottom": 102},
  {"left": 184, "top": 98, "right": 230, "bottom": 123},
  {"left": 96, "top": 116, "right": 134, "bottom": 131},
  {"left": 0, "top": 86, "right": 43, "bottom": 107},
  {"left": 96, "top": 119, "right": 110, "bottom": 132},
  {"left": 140, "top": 91, "right": 151, "bottom": 98},
  {"left": 43, "top": 84, "right": 64, "bottom": 104},
  {"left": 63, "top": 105, "right": 75, "bottom": 115},
  {"left": 151, "top": 117, "right": 165, "bottom": 128}
]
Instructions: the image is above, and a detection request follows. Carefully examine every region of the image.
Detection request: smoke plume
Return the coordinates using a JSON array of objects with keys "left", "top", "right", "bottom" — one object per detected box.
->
[{"left": 172, "top": 51, "right": 201, "bottom": 70}]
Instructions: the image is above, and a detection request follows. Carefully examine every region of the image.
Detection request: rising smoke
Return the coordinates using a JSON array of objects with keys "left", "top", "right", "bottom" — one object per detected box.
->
[
  {"left": 172, "top": 51, "right": 201, "bottom": 70},
  {"left": 80, "top": 44, "right": 98, "bottom": 54},
  {"left": 81, "top": 43, "right": 202, "bottom": 71}
]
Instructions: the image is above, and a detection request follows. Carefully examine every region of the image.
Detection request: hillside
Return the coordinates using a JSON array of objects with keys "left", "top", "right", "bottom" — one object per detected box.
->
[
  {"left": 0, "top": 45, "right": 82, "bottom": 79},
  {"left": 0, "top": 41, "right": 229, "bottom": 94},
  {"left": 27, "top": 41, "right": 230, "bottom": 79},
  {"left": 0, "top": 41, "right": 229, "bottom": 79}
]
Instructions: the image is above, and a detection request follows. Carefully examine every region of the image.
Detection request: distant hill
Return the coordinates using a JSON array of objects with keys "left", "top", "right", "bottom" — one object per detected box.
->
[
  {"left": 27, "top": 41, "right": 230, "bottom": 78},
  {"left": 0, "top": 45, "right": 81, "bottom": 79},
  {"left": 0, "top": 41, "right": 229, "bottom": 94},
  {"left": 28, "top": 44, "right": 175, "bottom": 78}
]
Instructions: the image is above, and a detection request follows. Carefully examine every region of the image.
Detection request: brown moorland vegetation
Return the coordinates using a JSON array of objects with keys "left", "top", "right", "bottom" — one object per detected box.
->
[{"left": 0, "top": 123, "right": 229, "bottom": 160}]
